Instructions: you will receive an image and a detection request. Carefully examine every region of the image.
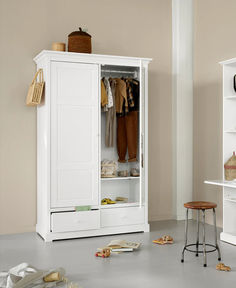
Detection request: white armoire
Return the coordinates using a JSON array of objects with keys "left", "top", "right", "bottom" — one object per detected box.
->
[{"left": 34, "top": 50, "right": 151, "bottom": 241}]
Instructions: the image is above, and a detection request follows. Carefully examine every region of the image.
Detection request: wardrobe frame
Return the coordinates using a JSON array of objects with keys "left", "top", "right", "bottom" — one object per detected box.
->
[{"left": 34, "top": 50, "right": 152, "bottom": 242}]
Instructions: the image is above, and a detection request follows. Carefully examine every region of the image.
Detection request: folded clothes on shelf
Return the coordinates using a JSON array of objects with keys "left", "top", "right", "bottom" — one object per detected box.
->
[{"left": 101, "top": 160, "right": 117, "bottom": 178}]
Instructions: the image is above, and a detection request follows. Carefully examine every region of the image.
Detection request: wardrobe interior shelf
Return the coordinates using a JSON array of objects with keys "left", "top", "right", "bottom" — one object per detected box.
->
[
  {"left": 100, "top": 202, "right": 140, "bottom": 209},
  {"left": 204, "top": 180, "right": 236, "bottom": 188},
  {"left": 225, "top": 198, "right": 236, "bottom": 203},
  {"left": 101, "top": 177, "right": 140, "bottom": 181},
  {"left": 224, "top": 96, "right": 236, "bottom": 100},
  {"left": 224, "top": 130, "right": 236, "bottom": 133}
]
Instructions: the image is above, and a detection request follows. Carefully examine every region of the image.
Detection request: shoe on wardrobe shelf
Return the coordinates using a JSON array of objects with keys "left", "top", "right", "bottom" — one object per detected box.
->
[
  {"left": 130, "top": 168, "right": 140, "bottom": 177},
  {"left": 118, "top": 170, "right": 128, "bottom": 177},
  {"left": 101, "top": 198, "right": 116, "bottom": 205},
  {"left": 101, "top": 199, "right": 108, "bottom": 205}
]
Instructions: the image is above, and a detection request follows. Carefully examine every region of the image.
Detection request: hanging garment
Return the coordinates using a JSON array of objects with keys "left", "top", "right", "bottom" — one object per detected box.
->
[
  {"left": 103, "top": 77, "right": 113, "bottom": 112},
  {"left": 105, "top": 79, "right": 116, "bottom": 147},
  {"left": 114, "top": 78, "right": 128, "bottom": 117},
  {"left": 125, "top": 78, "right": 135, "bottom": 109},
  {"left": 101, "top": 79, "right": 108, "bottom": 107},
  {"left": 126, "top": 79, "right": 139, "bottom": 111},
  {"left": 117, "top": 110, "right": 138, "bottom": 163}
]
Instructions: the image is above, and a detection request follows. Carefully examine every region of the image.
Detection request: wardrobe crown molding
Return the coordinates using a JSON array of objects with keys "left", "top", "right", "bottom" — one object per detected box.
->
[{"left": 34, "top": 50, "right": 152, "bottom": 67}]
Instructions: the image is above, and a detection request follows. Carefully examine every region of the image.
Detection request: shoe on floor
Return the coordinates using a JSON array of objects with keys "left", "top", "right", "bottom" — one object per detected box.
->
[
  {"left": 153, "top": 235, "right": 173, "bottom": 245},
  {"left": 216, "top": 263, "right": 231, "bottom": 272}
]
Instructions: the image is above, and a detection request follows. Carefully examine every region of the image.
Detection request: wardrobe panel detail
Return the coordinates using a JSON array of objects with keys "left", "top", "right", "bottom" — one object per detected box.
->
[{"left": 51, "top": 61, "right": 99, "bottom": 207}]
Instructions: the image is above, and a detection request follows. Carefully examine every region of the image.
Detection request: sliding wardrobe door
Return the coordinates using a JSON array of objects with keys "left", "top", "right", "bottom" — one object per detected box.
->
[{"left": 51, "top": 61, "right": 99, "bottom": 207}]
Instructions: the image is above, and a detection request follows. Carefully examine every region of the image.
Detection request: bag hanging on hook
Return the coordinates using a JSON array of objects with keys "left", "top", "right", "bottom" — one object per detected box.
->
[{"left": 26, "top": 69, "right": 44, "bottom": 106}]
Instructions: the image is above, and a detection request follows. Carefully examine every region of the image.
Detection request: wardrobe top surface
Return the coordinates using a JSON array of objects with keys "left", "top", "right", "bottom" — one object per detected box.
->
[{"left": 34, "top": 50, "right": 152, "bottom": 66}]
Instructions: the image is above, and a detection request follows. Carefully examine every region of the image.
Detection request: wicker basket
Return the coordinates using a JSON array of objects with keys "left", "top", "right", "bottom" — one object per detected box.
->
[
  {"left": 224, "top": 152, "right": 236, "bottom": 180},
  {"left": 26, "top": 69, "right": 44, "bottom": 106},
  {"left": 68, "top": 28, "right": 91, "bottom": 53},
  {"left": 52, "top": 42, "right": 66, "bottom": 51}
]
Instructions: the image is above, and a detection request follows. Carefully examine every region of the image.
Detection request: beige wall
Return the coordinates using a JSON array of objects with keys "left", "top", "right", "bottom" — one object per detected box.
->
[
  {"left": 193, "top": 0, "right": 236, "bottom": 226},
  {"left": 0, "top": 0, "right": 172, "bottom": 234}
]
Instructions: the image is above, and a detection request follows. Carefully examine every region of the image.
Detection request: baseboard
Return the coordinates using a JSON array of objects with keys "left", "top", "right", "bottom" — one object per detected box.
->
[
  {"left": 0, "top": 225, "right": 35, "bottom": 235},
  {"left": 39, "top": 224, "right": 150, "bottom": 242},
  {"left": 149, "top": 213, "right": 174, "bottom": 222},
  {"left": 174, "top": 210, "right": 193, "bottom": 221}
]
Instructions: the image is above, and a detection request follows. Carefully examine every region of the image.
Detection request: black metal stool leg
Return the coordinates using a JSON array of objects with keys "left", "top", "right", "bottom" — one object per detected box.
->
[
  {"left": 213, "top": 208, "right": 221, "bottom": 261},
  {"left": 202, "top": 209, "right": 207, "bottom": 267},
  {"left": 196, "top": 209, "right": 200, "bottom": 257},
  {"left": 181, "top": 208, "right": 189, "bottom": 263}
]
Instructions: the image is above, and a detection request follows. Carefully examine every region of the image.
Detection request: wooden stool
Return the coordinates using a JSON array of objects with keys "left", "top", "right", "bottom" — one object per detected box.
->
[{"left": 181, "top": 201, "right": 221, "bottom": 267}]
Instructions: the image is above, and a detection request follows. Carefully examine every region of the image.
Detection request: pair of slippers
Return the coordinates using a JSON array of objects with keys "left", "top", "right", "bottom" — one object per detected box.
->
[
  {"left": 153, "top": 235, "right": 173, "bottom": 245},
  {"left": 101, "top": 198, "right": 116, "bottom": 205}
]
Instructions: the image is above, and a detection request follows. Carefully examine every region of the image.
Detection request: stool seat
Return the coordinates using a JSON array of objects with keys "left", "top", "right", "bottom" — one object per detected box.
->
[{"left": 184, "top": 201, "right": 217, "bottom": 210}]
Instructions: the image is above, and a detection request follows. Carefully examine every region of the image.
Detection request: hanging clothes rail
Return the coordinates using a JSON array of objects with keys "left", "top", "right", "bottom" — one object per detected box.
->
[
  {"left": 101, "top": 70, "right": 139, "bottom": 79},
  {"left": 101, "top": 69, "right": 136, "bottom": 74}
]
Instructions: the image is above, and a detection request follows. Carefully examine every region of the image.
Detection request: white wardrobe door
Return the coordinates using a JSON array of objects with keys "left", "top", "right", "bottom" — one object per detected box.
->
[{"left": 51, "top": 61, "right": 99, "bottom": 207}]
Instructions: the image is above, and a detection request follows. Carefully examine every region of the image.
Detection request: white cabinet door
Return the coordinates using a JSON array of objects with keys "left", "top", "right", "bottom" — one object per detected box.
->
[{"left": 51, "top": 61, "right": 99, "bottom": 207}]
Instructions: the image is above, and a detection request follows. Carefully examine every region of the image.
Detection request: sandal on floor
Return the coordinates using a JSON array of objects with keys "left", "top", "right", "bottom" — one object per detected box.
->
[
  {"left": 216, "top": 263, "right": 231, "bottom": 272},
  {"left": 153, "top": 235, "right": 173, "bottom": 245}
]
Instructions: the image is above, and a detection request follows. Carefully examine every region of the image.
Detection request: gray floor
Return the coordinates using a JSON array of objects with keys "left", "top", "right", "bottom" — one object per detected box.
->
[{"left": 0, "top": 220, "right": 235, "bottom": 288}]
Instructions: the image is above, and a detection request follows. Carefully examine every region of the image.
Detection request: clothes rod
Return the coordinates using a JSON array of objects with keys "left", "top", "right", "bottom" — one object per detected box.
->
[{"left": 101, "top": 70, "right": 136, "bottom": 74}]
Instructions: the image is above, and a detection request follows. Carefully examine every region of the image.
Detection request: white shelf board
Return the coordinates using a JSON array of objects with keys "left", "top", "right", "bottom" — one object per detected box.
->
[
  {"left": 220, "top": 232, "right": 236, "bottom": 245},
  {"left": 100, "top": 202, "right": 140, "bottom": 209},
  {"left": 224, "top": 130, "right": 236, "bottom": 133},
  {"left": 204, "top": 180, "right": 236, "bottom": 188},
  {"left": 101, "top": 176, "right": 140, "bottom": 181},
  {"left": 224, "top": 96, "right": 236, "bottom": 100},
  {"left": 225, "top": 198, "right": 236, "bottom": 203}
]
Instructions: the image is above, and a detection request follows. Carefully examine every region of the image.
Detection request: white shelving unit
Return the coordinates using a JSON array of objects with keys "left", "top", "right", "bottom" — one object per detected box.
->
[{"left": 205, "top": 57, "right": 236, "bottom": 245}]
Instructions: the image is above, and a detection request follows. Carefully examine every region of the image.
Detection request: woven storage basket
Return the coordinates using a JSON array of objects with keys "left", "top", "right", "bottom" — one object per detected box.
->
[
  {"left": 224, "top": 152, "right": 236, "bottom": 180},
  {"left": 68, "top": 28, "right": 91, "bottom": 53},
  {"left": 26, "top": 69, "right": 44, "bottom": 106}
]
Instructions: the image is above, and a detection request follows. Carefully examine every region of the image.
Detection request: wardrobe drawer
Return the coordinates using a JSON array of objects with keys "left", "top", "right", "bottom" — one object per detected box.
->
[
  {"left": 51, "top": 210, "right": 100, "bottom": 233},
  {"left": 101, "top": 207, "right": 145, "bottom": 227}
]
